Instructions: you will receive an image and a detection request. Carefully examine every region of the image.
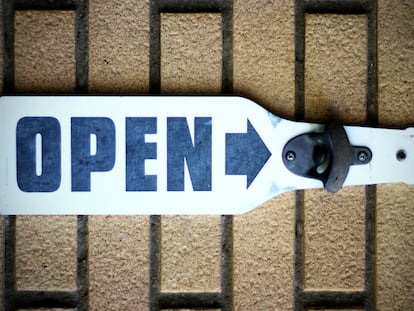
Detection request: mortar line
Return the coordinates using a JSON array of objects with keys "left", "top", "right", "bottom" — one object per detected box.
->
[
  {"left": 304, "top": 0, "right": 369, "bottom": 14},
  {"left": 74, "top": 1, "right": 89, "bottom": 309},
  {"left": 149, "top": 0, "right": 162, "bottom": 309},
  {"left": 220, "top": 1, "right": 234, "bottom": 308},
  {"left": 365, "top": 1, "right": 378, "bottom": 309},
  {"left": 3, "top": 216, "right": 16, "bottom": 311},
  {"left": 293, "top": 0, "right": 305, "bottom": 309},
  {"left": 221, "top": 2, "right": 233, "bottom": 94},
  {"left": 75, "top": 0, "right": 89, "bottom": 93},
  {"left": 14, "top": 0, "right": 77, "bottom": 10},
  {"left": 149, "top": 215, "right": 161, "bottom": 311},
  {"left": 2, "top": 0, "right": 15, "bottom": 94},
  {"left": 2, "top": 1, "right": 16, "bottom": 310},
  {"left": 149, "top": 0, "right": 161, "bottom": 94}
]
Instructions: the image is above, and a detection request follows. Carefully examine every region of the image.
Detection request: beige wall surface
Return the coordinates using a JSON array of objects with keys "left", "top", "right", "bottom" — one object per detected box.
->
[{"left": 1, "top": 0, "right": 414, "bottom": 310}]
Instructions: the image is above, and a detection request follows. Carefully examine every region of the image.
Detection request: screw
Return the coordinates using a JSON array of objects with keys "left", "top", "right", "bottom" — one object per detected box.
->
[
  {"left": 358, "top": 151, "right": 368, "bottom": 162},
  {"left": 396, "top": 150, "right": 406, "bottom": 161},
  {"left": 286, "top": 151, "right": 296, "bottom": 161}
]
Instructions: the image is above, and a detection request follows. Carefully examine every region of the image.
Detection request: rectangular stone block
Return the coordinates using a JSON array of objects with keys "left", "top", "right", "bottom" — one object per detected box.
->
[
  {"left": 161, "top": 216, "right": 221, "bottom": 291},
  {"left": 304, "top": 188, "right": 365, "bottom": 290},
  {"left": 234, "top": 193, "right": 295, "bottom": 309},
  {"left": 160, "top": 13, "right": 222, "bottom": 94},
  {"left": 89, "top": 0, "right": 149, "bottom": 93},
  {"left": 233, "top": 0, "right": 295, "bottom": 118},
  {"left": 14, "top": 11, "right": 75, "bottom": 93},
  {"left": 305, "top": 14, "right": 367, "bottom": 124},
  {"left": 16, "top": 216, "right": 77, "bottom": 290},
  {"left": 89, "top": 216, "right": 149, "bottom": 310}
]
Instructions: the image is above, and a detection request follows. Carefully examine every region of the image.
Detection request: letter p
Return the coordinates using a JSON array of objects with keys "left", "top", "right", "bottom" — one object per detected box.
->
[{"left": 71, "top": 117, "right": 115, "bottom": 191}]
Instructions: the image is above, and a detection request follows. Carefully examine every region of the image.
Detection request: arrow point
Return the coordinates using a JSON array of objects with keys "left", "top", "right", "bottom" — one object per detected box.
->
[
  {"left": 225, "top": 119, "right": 271, "bottom": 189},
  {"left": 246, "top": 119, "right": 271, "bottom": 188}
]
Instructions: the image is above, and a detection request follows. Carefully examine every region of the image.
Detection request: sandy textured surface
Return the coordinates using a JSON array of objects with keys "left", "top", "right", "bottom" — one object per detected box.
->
[
  {"left": 15, "top": 216, "right": 77, "bottom": 290},
  {"left": 14, "top": 11, "right": 76, "bottom": 93},
  {"left": 1, "top": 0, "right": 413, "bottom": 309}
]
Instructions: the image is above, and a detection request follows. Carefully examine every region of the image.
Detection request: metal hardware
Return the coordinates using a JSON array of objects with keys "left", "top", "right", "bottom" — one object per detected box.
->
[
  {"left": 282, "top": 122, "right": 372, "bottom": 193},
  {"left": 358, "top": 151, "right": 368, "bottom": 162},
  {"left": 396, "top": 149, "right": 407, "bottom": 161},
  {"left": 286, "top": 151, "right": 296, "bottom": 161}
]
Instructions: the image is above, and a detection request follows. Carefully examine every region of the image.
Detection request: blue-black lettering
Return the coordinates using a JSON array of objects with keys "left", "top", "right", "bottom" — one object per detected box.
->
[
  {"left": 16, "top": 117, "right": 61, "bottom": 192},
  {"left": 71, "top": 117, "right": 116, "bottom": 191},
  {"left": 167, "top": 117, "right": 212, "bottom": 191},
  {"left": 126, "top": 117, "right": 157, "bottom": 191},
  {"left": 225, "top": 119, "right": 271, "bottom": 188}
]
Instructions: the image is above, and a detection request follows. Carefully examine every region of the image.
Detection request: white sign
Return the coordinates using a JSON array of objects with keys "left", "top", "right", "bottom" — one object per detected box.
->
[
  {"left": 0, "top": 96, "right": 322, "bottom": 215},
  {"left": 1, "top": 96, "right": 413, "bottom": 215}
]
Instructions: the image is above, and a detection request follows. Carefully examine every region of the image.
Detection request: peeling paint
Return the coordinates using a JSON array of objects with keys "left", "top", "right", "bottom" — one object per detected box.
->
[{"left": 268, "top": 111, "right": 283, "bottom": 128}]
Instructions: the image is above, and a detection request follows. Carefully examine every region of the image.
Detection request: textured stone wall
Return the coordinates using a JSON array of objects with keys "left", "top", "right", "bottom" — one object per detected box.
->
[{"left": 1, "top": 0, "right": 413, "bottom": 310}]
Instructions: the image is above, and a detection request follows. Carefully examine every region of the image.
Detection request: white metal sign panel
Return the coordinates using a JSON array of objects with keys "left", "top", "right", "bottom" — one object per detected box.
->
[
  {"left": 1, "top": 96, "right": 413, "bottom": 215},
  {"left": 0, "top": 96, "right": 322, "bottom": 215}
]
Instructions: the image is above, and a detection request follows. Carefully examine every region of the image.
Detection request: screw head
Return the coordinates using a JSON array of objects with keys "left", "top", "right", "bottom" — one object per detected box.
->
[
  {"left": 396, "top": 150, "right": 406, "bottom": 161},
  {"left": 358, "top": 151, "right": 368, "bottom": 162},
  {"left": 286, "top": 151, "right": 296, "bottom": 161}
]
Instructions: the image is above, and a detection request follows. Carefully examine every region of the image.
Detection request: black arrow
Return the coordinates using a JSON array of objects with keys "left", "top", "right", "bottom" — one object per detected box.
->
[{"left": 225, "top": 119, "right": 272, "bottom": 188}]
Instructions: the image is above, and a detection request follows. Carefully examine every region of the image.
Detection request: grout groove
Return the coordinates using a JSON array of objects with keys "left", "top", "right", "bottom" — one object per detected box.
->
[
  {"left": 2, "top": 0, "right": 89, "bottom": 309},
  {"left": 1, "top": 0, "right": 379, "bottom": 309},
  {"left": 148, "top": 0, "right": 233, "bottom": 309},
  {"left": 293, "top": 0, "right": 378, "bottom": 309}
]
